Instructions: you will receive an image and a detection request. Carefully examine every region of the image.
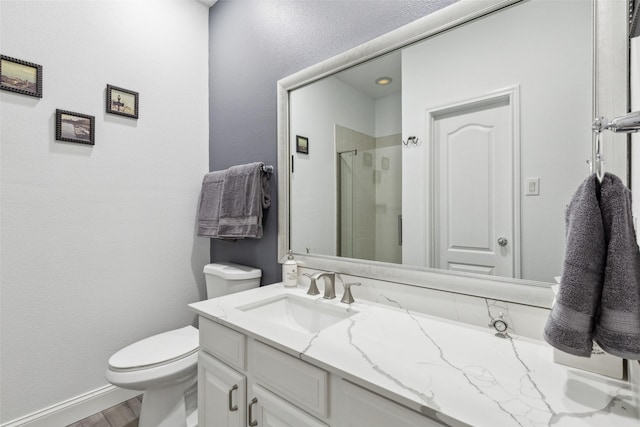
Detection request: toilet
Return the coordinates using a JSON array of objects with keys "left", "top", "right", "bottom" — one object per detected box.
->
[{"left": 105, "top": 262, "right": 261, "bottom": 427}]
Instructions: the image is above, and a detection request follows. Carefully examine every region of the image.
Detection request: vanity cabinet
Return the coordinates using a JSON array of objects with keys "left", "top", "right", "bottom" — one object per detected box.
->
[
  {"left": 198, "top": 317, "right": 329, "bottom": 427},
  {"left": 198, "top": 352, "right": 326, "bottom": 427},
  {"left": 198, "top": 316, "right": 443, "bottom": 427}
]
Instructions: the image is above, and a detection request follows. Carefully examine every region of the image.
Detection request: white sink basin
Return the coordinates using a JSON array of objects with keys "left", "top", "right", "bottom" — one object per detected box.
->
[{"left": 237, "top": 294, "right": 357, "bottom": 334}]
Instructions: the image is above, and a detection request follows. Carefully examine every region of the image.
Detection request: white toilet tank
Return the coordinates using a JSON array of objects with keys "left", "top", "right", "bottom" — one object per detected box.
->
[{"left": 203, "top": 262, "right": 261, "bottom": 299}]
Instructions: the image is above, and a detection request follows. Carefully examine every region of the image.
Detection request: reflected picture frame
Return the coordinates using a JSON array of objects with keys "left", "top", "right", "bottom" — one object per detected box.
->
[
  {"left": 106, "top": 84, "right": 139, "bottom": 119},
  {"left": 0, "top": 55, "right": 43, "bottom": 98},
  {"left": 55, "top": 109, "right": 95, "bottom": 146},
  {"left": 296, "top": 135, "right": 309, "bottom": 154}
]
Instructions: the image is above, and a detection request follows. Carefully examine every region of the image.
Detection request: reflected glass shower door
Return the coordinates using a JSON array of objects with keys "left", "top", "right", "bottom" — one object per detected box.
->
[
  {"left": 339, "top": 151, "right": 355, "bottom": 258},
  {"left": 338, "top": 149, "right": 376, "bottom": 261},
  {"left": 338, "top": 139, "right": 401, "bottom": 263}
]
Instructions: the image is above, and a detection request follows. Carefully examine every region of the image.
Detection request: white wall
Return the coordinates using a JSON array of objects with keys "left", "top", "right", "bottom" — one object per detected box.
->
[
  {"left": 374, "top": 92, "right": 401, "bottom": 138},
  {"left": 402, "top": 0, "right": 591, "bottom": 282},
  {"left": 0, "top": 0, "right": 210, "bottom": 423}
]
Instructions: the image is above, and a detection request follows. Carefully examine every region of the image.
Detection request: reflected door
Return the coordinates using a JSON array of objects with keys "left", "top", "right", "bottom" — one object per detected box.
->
[{"left": 433, "top": 96, "right": 514, "bottom": 277}]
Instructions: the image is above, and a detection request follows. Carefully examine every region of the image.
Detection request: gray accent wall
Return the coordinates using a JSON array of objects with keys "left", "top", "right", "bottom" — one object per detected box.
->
[{"left": 207, "top": 0, "right": 458, "bottom": 285}]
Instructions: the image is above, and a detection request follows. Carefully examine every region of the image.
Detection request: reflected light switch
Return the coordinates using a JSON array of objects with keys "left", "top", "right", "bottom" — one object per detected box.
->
[{"left": 526, "top": 177, "right": 540, "bottom": 196}]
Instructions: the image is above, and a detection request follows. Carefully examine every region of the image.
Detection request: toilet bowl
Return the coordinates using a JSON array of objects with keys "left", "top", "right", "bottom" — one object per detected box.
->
[
  {"left": 106, "top": 326, "right": 200, "bottom": 427},
  {"left": 105, "top": 263, "right": 262, "bottom": 427}
]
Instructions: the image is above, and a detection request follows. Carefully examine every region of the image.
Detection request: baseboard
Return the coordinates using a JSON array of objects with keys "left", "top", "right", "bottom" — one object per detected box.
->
[{"left": 1, "top": 385, "right": 140, "bottom": 427}]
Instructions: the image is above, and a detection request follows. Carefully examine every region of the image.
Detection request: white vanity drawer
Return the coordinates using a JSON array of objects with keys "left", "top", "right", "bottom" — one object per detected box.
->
[
  {"left": 249, "top": 340, "right": 328, "bottom": 418},
  {"left": 199, "top": 317, "right": 246, "bottom": 371},
  {"left": 340, "top": 380, "right": 445, "bottom": 426}
]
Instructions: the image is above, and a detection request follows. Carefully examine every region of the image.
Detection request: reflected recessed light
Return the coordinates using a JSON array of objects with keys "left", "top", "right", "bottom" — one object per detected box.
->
[{"left": 375, "top": 77, "right": 392, "bottom": 85}]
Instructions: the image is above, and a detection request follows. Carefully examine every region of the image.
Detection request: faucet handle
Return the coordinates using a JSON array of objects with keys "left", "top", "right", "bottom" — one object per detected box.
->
[
  {"left": 303, "top": 273, "right": 321, "bottom": 296},
  {"left": 341, "top": 282, "right": 361, "bottom": 304}
]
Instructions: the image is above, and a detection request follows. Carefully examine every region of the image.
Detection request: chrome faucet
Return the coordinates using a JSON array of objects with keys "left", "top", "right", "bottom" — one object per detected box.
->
[
  {"left": 341, "top": 282, "right": 361, "bottom": 304},
  {"left": 315, "top": 272, "right": 336, "bottom": 299},
  {"left": 303, "top": 272, "right": 321, "bottom": 296}
]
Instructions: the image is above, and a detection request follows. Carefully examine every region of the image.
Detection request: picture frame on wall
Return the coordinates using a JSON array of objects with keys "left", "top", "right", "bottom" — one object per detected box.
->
[
  {"left": 106, "top": 84, "right": 139, "bottom": 119},
  {"left": 296, "top": 135, "right": 309, "bottom": 154},
  {"left": 56, "top": 109, "right": 95, "bottom": 146},
  {"left": 0, "top": 55, "right": 43, "bottom": 98}
]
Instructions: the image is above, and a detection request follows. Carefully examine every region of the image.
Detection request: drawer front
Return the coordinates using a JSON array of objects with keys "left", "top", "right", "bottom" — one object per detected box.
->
[
  {"left": 250, "top": 340, "right": 328, "bottom": 418},
  {"left": 199, "top": 317, "right": 246, "bottom": 371},
  {"left": 340, "top": 380, "right": 445, "bottom": 427}
]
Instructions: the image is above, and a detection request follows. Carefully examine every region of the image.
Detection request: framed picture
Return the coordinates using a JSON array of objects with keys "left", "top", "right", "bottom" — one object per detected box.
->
[
  {"left": 106, "top": 84, "right": 139, "bottom": 119},
  {"left": 296, "top": 135, "right": 309, "bottom": 154},
  {"left": 56, "top": 109, "right": 95, "bottom": 145},
  {"left": 0, "top": 55, "right": 43, "bottom": 98}
]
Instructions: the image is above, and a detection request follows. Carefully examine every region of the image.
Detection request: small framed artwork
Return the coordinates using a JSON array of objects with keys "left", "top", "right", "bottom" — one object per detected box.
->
[
  {"left": 106, "top": 84, "right": 139, "bottom": 119},
  {"left": 0, "top": 55, "right": 43, "bottom": 98},
  {"left": 296, "top": 135, "right": 309, "bottom": 154},
  {"left": 56, "top": 109, "right": 95, "bottom": 146}
]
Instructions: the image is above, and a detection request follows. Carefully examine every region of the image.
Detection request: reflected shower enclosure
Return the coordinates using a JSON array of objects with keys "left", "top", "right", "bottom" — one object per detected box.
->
[{"left": 336, "top": 125, "right": 402, "bottom": 263}]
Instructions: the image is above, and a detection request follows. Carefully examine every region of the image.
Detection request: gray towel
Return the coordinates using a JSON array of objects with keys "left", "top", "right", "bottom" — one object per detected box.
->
[
  {"left": 543, "top": 174, "right": 605, "bottom": 357},
  {"left": 593, "top": 173, "right": 640, "bottom": 359},
  {"left": 197, "top": 170, "right": 227, "bottom": 238},
  {"left": 217, "top": 162, "right": 270, "bottom": 239}
]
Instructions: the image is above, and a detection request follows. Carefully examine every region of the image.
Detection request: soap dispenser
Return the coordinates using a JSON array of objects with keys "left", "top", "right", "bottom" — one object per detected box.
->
[{"left": 283, "top": 250, "right": 298, "bottom": 288}]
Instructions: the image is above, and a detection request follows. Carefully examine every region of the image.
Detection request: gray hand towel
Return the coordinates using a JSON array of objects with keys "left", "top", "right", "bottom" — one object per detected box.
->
[
  {"left": 197, "top": 170, "right": 227, "bottom": 238},
  {"left": 217, "top": 162, "right": 270, "bottom": 239},
  {"left": 593, "top": 173, "right": 640, "bottom": 359},
  {"left": 543, "top": 174, "right": 605, "bottom": 357}
]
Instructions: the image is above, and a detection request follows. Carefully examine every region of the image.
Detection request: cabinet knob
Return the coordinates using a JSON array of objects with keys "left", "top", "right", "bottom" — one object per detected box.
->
[
  {"left": 497, "top": 237, "right": 508, "bottom": 247},
  {"left": 248, "top": 397, "right": 258, "bottom": 426},
  {"left": 228, "top": 384, "right": 238, "bottom": 412}
]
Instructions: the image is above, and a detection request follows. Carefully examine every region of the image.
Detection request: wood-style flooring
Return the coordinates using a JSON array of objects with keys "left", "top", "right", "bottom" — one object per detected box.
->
[{"left": 66, "top": 395, "right": 142, "bottom": 427}]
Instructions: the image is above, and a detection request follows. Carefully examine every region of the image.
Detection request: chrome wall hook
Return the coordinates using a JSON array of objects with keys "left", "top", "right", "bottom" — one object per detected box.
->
[
  {"left": 592, "top": 112, "right": 640, "bottom": 134},
  {"left": 402, "top": 136, "right": 419, "bottom": 146}
]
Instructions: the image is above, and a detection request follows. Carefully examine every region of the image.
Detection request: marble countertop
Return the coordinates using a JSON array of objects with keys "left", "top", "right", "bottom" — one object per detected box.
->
[{"left": 189, "top": 283, "right": 639, "bottom": 427}]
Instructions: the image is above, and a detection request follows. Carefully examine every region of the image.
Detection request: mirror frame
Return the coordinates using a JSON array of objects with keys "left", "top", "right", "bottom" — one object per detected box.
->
[{"left": 277, "top": 0, "right": 629, "bottom": 308}]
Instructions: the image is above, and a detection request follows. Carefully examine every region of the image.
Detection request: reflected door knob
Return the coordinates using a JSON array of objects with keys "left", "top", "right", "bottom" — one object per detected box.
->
[{"left": 497, "top": 237, "right": 508, "bottom": 247}]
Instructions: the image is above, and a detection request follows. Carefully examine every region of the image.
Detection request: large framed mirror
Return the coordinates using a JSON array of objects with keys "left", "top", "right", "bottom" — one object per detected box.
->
[{"left": 277, "top": 0, "right": 629, "bottom": 308}]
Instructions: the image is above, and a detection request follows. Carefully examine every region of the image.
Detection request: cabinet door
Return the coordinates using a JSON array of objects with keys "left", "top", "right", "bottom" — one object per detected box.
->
[
  {"left": 248, "top": 384, "right": 328, "bottom": 427},
  {"left": 198, "top": 351, "right": 246, "bottom": 427},
  {"left": 340, "top": 381, "right": 445, "bottom": 427}
]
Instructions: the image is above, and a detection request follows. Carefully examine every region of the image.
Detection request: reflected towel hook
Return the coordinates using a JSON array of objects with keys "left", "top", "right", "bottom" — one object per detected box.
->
[
  {"left": 402, "top": 136, "right": 419, "bottom": 146},
  {"left": 589, "top": 111, "right": 640, "bottom": 182},
  {"left": 587, "top": 132, "right": 605, "bottom": 182},
  {"left": 592, "top": 112, "right": 640, "bottom": 134}
]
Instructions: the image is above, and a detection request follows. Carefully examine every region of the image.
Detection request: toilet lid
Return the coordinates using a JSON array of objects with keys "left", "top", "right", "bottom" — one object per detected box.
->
[{"left": 109, "top": 326, "right": 199, "bottom": 371}]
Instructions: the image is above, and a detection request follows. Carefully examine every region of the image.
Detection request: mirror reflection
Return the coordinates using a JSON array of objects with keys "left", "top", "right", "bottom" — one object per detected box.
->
[{"left": 289, "top": 0, "right": 593, "bottom": 283}]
